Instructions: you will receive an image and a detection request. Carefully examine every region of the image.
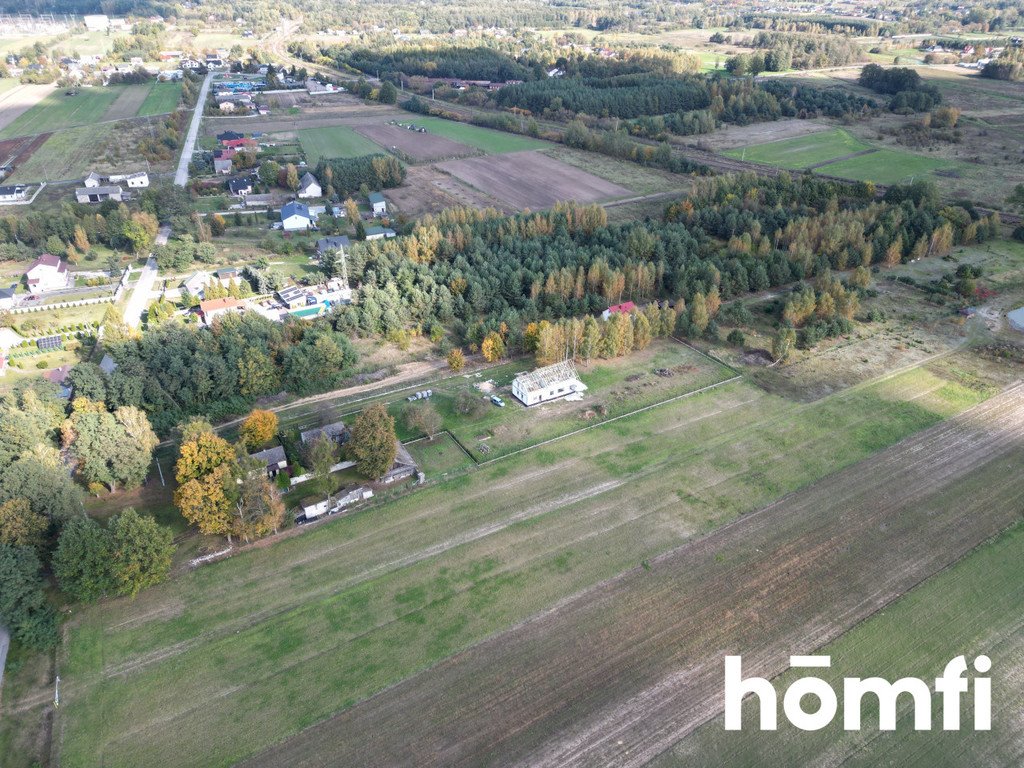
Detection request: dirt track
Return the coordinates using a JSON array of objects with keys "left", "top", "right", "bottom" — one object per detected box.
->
[{"left": 242, "top": 382, "right": 1024, "bottom": 768}]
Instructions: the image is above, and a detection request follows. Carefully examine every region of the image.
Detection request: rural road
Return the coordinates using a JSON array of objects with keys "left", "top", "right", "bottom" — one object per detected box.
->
[
  {"left": 175, "top": 71, "right": 214, "bottom": 187},
  {"left": 122, "top": 225, "right": 168, "bottom": 329}
]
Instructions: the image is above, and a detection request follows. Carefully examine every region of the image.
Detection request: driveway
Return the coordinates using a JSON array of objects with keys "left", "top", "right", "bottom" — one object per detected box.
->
[
  {"left": 175, "top": 72, "right": 214, "bottom": 187},
  {"left": 123, "top": 255, "right": 159, "bottom": 329}
]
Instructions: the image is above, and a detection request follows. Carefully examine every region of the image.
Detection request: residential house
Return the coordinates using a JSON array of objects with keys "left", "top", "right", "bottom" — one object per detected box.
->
[
  {"left": 109, "top": 171, "right": 149, "bottom": 188},
  {"left": 280, "top": 201, "right": 313, "bottom": 231},
  {"left": 213, "top": 147, "right": 236, "bottom": 160},
  {"left": 214, "top": 158, "right": 233, "bottom": 174},
  {"left": 297, "top": 172, "right": 322, "bottom": 199},
  {"left": 511, "top": 359, "right": 587, "bottom": 406},
  {"left": 248, "top": 445, "right": 288, "bottom": 478},
  {"left": 0, "top": 285, "right": 16, "bottom": 310},
  {"left": 217, "top": 130, "right": 244, "bottom": 142},
  {"left": 276, "top": 283, "right": 308, "bottom": 309},
  {"left": 83, "top": 170, "right": 104, "bottom": 187},
  {"left": 315, "top": 235, "right": 350, "bottom": 256},
  {"left": 0, "top": 185, "right": 27, "bottom": 203},
  {"left": 380, "top": 442, "right": 418, "bottom": 484},
  {"left": 300, "top": 421, "right": 350, "bottom": 446},
  {"left": 364, "top": 225, "right": 396, "bottom": 241},
  {"left": 228, "top": 177, "right": 254, "bottom": 197},
  {"left": 182, "top": 270, "right": 213, "bottom": 298},
  {"left": 601, "top": 301, "right": 636, "bottom": 321},
  {"left": 368, "top": 191, "right": 387, "bottom": 217},
  {"left": 76, "top": 185, "right": 123, "bottom": 203},
  {"left": 198, "top": 297, "right": 245, "bottom": 325},
  {"left": 215, "top": 267, "right": 239, "bottom": 286},
  {"left": 25, "top": 254, "right": 71, "bottom": 293}
]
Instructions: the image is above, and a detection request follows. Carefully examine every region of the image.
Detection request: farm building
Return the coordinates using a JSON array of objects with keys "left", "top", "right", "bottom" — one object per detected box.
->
[
  {"left": 512, "top": 359, "right": 587, "bottom": 406},
  {"left": 280, "top": 201, "right": 313, "bottom": 231},
  {"left": 297, "top": 173, "right": 322, "bottom": 199},
  {"left": 300, "top": 421, "right": 350, "bottom": 446},
  {"left": 76, "top": 185, "right": 123, "bottom": 204},
  {"left": 249, "top": 445, "right": 288, "bottom": 478},
  {"left": 381, "top": 442, "right": 418, "bottom": 485},
  {"left": 25, "top": 254, "right": 70, "bottom": 293},
  {"left": 0, "top": 185, "right": 27, "bottom": 202},
  {"left": 82, "top": 171, "right": 103, "bottom": 187},
  {"left": 368, "top": 192, "right": 387, "bottom": 217},
  {"left": 109, "top": 171, "right": 149, "bottom": 188},
  {"left": 315, "top": 235, "right": 350, "bottom": 256},
  {"left": 601, "top": 301, "right": 636, "bottom": 321},
  {"left": 198, "top": 297, "right": 245, "bottom": 325}
]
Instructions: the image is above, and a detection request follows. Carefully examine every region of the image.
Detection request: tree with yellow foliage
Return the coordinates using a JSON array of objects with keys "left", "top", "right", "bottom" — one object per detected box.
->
[{"left": 240, "top": 409, "right": 278, "bottom": 450}]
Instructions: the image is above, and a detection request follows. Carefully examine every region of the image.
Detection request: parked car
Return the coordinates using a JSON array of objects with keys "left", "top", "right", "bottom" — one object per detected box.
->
[{"left": 490, "top": 395, "right": 505, "bottom": 407}]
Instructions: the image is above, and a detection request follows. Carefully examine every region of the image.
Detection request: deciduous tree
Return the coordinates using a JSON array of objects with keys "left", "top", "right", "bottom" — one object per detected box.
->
[
  {"left": 240, "top": 409, "right": 278, "bottom": 449},
  {"left": 349, "top": 404, "right": 397, "bottom": 480}
]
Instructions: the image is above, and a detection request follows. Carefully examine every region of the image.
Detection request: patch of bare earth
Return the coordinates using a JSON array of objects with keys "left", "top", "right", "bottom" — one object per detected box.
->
[
  {"left": 240, "top": 382, "right": 1024, "bottom": 768},
  {"left": 436, "top": 150, "right": 631, "bottom": 210},
  {"left": 355, "top": 123, "right": 477, "bottom": 162}
]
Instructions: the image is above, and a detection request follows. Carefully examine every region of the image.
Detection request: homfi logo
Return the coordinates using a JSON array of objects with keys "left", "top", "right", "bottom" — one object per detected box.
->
[{"left": 724, "top": 655, "right": 991, "bottom": 731}]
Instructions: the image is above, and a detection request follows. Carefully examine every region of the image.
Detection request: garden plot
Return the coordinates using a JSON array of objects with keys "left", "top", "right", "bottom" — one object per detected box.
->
[
  {"left": 355, "top": 122, "right": 477, "bottom": 162},
  {"left": 437, "top": 150, "right": 631, "bottom": 210}
]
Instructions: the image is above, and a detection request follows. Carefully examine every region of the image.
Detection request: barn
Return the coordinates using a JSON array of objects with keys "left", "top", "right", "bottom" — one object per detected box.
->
[{"left": 511, "top": 360, "right": 587, "bottom": 406}]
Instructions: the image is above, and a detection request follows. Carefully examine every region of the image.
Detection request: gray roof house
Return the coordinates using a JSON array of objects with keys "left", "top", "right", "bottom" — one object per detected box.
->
[
  {"left": 76, "top": 185, "right": 123, "bottom": 203},
  {"left": 315, "top": 235, "right": 350, "bottom": 255},
  {"left": 300, "top": 421, "right": 350, "bottom": 446},
  {"left": 249, "top": 445, "right": 288, "bottom": 477}
]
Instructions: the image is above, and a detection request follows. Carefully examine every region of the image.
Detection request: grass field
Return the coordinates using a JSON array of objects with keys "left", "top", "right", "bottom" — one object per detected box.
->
[
  {"left": 0, "top": 87, "right": 122, "bottom": 139},
  {"left": 659, "top": 520, "right": 1024, "bottom": 767},
  {"left": 7, "top": 123, "right": 113, "bottom": 182},
  {"left": 297, "top": 126, "right": 383, "bottom": 162},
  {"left": 816, "top": 148, "right": 954, "bottom": 185},
  {"left": 724, "top": 128, "right": 869, "bottom": 170},
  {"left": 409, "top": 116, "right": 546, "bottom": 154},
  {"left": 138, "top": 81, "right": 183, "bottom": 116},
  {"left": 52, "top": 358, "right": 1001, "bottom": 768}
]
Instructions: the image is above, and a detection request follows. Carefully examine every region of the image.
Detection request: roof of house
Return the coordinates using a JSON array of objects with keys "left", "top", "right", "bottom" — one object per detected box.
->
[
  {"left": 76, "top": 185, "right": 122, "bottom": 196},
  {"left": 84, "top": 170, "right": 103, "bottom": 183},
  {"left": 364, "top": 225, "right": 395, "bottom": 237},
  {"left": 316, "top": 235, "right": 350, "bottom": 252},
  {"left": 298, "top": 172, "right": 319, "bottom": 190},
  {"left": 217, "top": 130, "right": 244, "bottom": 141},
  {"left": 228, "top": 177, "right": 253, "bottom": 193},
  {"left": 0, "top": 184, "right": 26, "bottom": 195},
  {"left": 368, "top": 192, "right": 386, "bottom": 204},
  {"left": 44, "top": 364, "right": 72, "bottom": 384},
  {"left": 27, "top": 253, "right": 67, "bottom": 273},
  {"left": 300, "top": 421, "right": 350, "bottom": 444},
  {"left": 215, "top": 267, "right": 239, "bottom": 278},
  {"left": 183, "top": 270, "right": 211, "bottom": 287},
  {"left": 281, "top": 201, "right": 311, "bottom": 220},
  {"left": 99, "top": 353, "right": 118, "bottom": 374},
  {"left": 249, "top": 445, "right": 287, "bottom": 467},
  {"left": 0, "top": 285, "right": 16, "bottom": 300},
  {"left": 514, "top": 359, "right": 583, "bottom": 394},
  {"left": 605, "top": 301, "right": 636, "bottom": 315},
  {"left": 277, "top": 284, "right": 307, "bottom": 302},
  {"left": 199, "top": 297, "right": 244, "bottom": 314},
  {"left": 214, "top": 158, "right": 232, "bottom": 171}
]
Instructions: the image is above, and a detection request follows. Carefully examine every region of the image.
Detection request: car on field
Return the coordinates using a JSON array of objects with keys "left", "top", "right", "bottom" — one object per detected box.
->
[{"left": 490, "top": 395, "right": 505, "bottom": 407}]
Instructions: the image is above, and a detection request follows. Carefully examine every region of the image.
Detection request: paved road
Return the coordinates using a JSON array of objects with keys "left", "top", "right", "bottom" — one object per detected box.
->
[{"left": 175, "top": 71, "right": 214, "bottom": 187}]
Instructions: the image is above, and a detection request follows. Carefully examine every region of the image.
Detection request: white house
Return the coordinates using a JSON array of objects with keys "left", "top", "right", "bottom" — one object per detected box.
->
[
  {"left": 280, "top": 201, "right": 313, "bottom": 231},
  {"left": 25, "top": 254, "right": 71, "bottom": 293},
  {"left": 112, "top": 171, "right": 149, "bottom": 188},
  {"left": 511, "top": 359, "right": 587, "bottom": 406},
  {"left": 83, "top": 14, "right": 109, "bottom": 30},
  {"left": 0, "top": 185, "right": 27, "bottom": 202},
  {"left": 368, "top": 191, "right": 387, "bottom": 216},
  {"left": 0, "top": 285, "right": 17, "bottom": 310},
  {"left": 83, "top": 171, "right": 104, "bottom": 188},
  {"left": 364, "top": 225, "right": 396, "bottom": 241},
  {"left": 229, "top": 177, "right": 254, "bottom": 197},
  {"left": 297, "top": 172, "right": 321, "bottom": 199},
  {"left": 182, "top": 270, "right": 213, "bottom": 298},
  {"left": 248, "top": 445, "right": 288, "bottom": 477}
]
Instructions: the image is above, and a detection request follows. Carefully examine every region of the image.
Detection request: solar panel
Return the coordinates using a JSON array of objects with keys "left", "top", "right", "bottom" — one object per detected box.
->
[{"left": 36, "top": 335, "right": 63, "bottom": 350}]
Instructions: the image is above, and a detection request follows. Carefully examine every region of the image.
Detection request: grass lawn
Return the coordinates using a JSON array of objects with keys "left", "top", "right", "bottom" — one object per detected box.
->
[
  {"left": 52, "top": 359, "right": 998, "bottom": 768},
  {"left": 0, "top": 87, "right": 123, "bottom": 139},
  {"left": 816, "top": 148, "right": 954, "bottom": 185},
  {"left": 297, "top": 126, "right": 382, "bottom": 162},
  {"left": 138, "top": 81, "right": 183, "bottom": 116},
  {"left": 405, "top": 432, "right": 475, "bottom": 477},
  {"left": 724, "top": 128, "right": 869, "bottom": 170},
  {"left": 409, "top": 116, "right": 547, "bottom": 154},
  {"left": 659, "top": 520, "right": 1024, "bottom": 767}
]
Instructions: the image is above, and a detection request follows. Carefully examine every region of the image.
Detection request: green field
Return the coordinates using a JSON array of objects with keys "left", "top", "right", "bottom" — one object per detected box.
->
[
  {"left": 138, "top": 81, "right": 183, "bottom": 116},
  {"left": 410, "top": 116, "right": 546, "bottom": 154},
  {"left": 7, "top": 123, "right": 113, "bottom": 182},
  {"left": 0, "top": 87, "right": 122, "bottom": 139},
  {"left": 298, "top": 126, "right": 383, "bottom": 162},
  {"left": 658, "top": 520, "right": 1024, "bottom": 767},
  {"left": 816, "top": 148, "right": 954, "bottom": 185},
  {"left": 724, "top": 128, "right": 870, "bottom": 170},
  {"left": 53, "top": 359, "right": 995, "bottom": 768}
]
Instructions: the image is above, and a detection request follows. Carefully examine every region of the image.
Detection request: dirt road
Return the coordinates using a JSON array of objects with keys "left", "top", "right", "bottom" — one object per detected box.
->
[{"left": 242, "top": 382, "right": 1024, "bottom": 768}]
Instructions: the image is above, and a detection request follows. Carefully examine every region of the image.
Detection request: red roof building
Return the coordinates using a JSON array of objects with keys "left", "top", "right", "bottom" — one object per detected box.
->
[{"left": 601, "top": 301, "right": 636, "bottom": 320}]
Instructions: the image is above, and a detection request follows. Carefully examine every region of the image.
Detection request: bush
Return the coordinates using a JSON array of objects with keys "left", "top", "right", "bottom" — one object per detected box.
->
[{"left": 726, "top": 329, "right": 746, "bottom": 347}]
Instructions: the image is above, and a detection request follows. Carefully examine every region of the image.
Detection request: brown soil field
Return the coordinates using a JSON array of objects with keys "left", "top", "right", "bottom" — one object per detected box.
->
[
  {"left": 0, "top": 84, "right": 50, "bottom": 133},
  {"left": 388, "top": 164, "right": 510, "bottom": 217},
  {"left": 697, "top": 118, "right": 830, "bottom": 151},
  {"left": 437, "top": 150, "right": 632, "bottom": 210},
  {"left": 355, "top": 123, "right": 477, "bottom": 162},
  {"left": 103, "top": 85, "right": 151, "bottom": 121},
  {"left": 241, "top": 381, "right": 1024, "bottom": 768}
]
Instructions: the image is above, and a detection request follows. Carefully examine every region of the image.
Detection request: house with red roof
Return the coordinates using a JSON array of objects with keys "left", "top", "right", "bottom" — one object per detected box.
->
[
  {"left": 601, "top": 301, "right": 636, "bottom": 321},
  {"left": 25, "top": 253, "right": 71, "bottom": 293}
]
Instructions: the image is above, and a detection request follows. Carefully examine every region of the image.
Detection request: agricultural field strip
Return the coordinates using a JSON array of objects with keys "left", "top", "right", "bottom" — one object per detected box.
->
[
  {"left": 660, "top": 524, "right": 1024, "bottom": 767},
  {"left": 238, "top": 382, "right": 1024, "bottom": 768}
]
